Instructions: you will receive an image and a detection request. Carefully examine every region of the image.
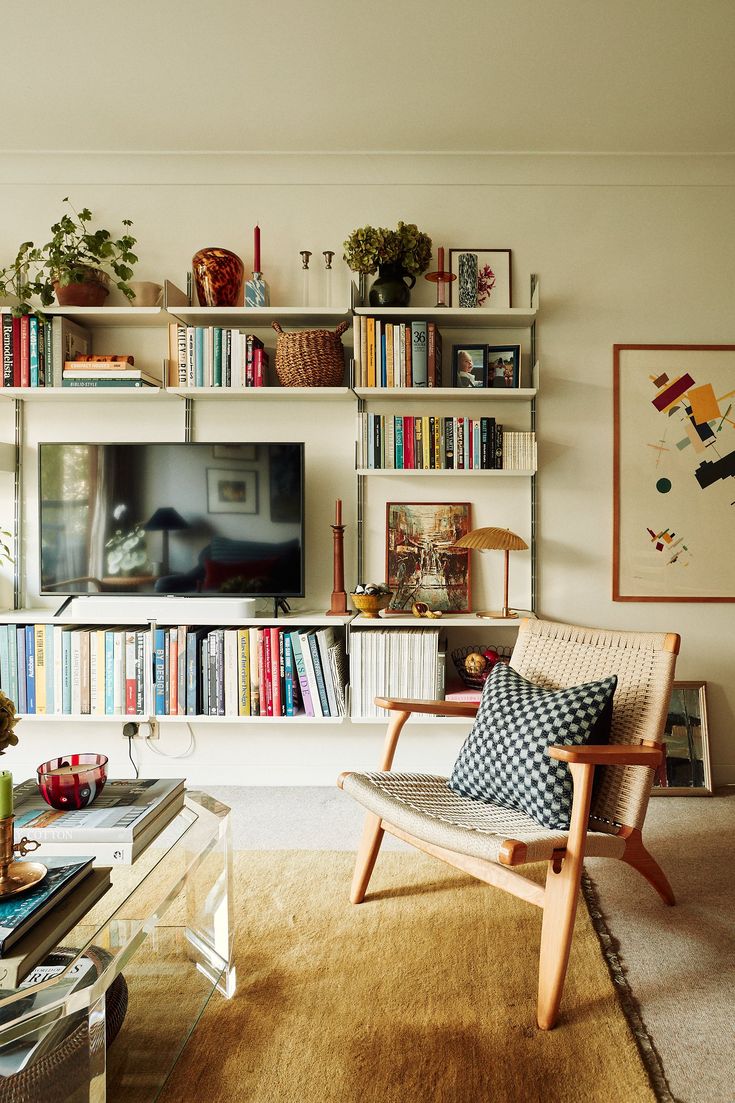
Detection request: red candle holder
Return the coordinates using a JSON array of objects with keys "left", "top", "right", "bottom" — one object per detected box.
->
[{"left": 424, "top": 247, "right": 456, "bottom": 308}]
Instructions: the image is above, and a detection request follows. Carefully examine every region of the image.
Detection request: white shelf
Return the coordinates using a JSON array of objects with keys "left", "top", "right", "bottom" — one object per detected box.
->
[
  {"left": 0, "top": 306, "right": 176, "bottom": 330},
  {"left": 0, "top": 386, "right": 169, "bottom": 401},
  {"left": 17, "top": 713, "right": 145, "bottom": 722},
  {"left": 167, "top": 386, "right": 352, "bottom": 401},
  {"left": 155, "top": 714, "right": 344, "bottom": 725},
  {"left": 353, "top": 386, "right": 537, "bottom": 400},
  {"left": 356, "top": 468, "right": 535, "bottom": 477},
  {"left": 353, "top": 306, "right": 536, "bottom": 329},
  {"left": 351, "top": 613, "right": 532, "bottom": 628},
  {"left": 169, "top": 306, "right": 351, "bottom": 328},
  {"left": 0, "top": 609, "right": 354, "bottom": 627}
]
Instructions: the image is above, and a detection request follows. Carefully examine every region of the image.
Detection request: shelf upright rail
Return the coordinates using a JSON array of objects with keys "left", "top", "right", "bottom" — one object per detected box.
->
[
  {"left": 13, "top": 398, "right": 22, "bottom": 610},
  {"left": 530, "top": 273, "right": 539, "bottom": 616}
]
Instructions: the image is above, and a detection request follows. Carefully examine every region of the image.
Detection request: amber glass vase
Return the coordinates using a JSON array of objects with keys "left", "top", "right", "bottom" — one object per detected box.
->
[{"left": 192, "top": 247, "right": 245, "bottom": 307}]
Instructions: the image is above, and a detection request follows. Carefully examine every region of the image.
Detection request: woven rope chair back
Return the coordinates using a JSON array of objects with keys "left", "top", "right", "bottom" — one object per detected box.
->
[{"left": 510, "top": 619, "right": 677, "bottom": 832}]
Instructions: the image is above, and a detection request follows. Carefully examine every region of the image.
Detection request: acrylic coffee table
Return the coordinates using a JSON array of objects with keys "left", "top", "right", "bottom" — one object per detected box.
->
[{"left": 0, "top": 790, "right": 235, "bottom": 1103}]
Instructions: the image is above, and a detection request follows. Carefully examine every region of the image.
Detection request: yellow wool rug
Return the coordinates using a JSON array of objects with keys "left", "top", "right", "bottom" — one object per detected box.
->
[{"left": 112, "top": 850, "right": 655, "bottom": 1103}]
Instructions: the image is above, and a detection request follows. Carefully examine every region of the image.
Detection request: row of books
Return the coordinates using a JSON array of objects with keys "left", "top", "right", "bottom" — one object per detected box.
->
[
  {"left": 61, "top": 357, "right": 159, "bottom": 389},
  {"left": 167, "top": 324, "right": 269, "bottom": 388},
  {"left": 352, "top": 316, "right": 442, "bottom": 388},
  {"left": 153, "top": 625, "right": 346, "bottom": 718},
  {"left": 350, "top": 628, "right": 444, "bottom": 718},
  {"left": 358, "top": 414, "right": 537, "bottom": 471},
  {"left": 0, "top": 315, "right": 89, "bottom": 388},
  {"left": 0, "top": 623, "right": 347, "bottom": 719}
]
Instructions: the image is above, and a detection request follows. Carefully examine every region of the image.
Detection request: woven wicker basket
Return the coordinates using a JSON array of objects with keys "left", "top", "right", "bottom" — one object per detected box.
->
[{"left": 272, "top": 320, "right": 349, "bottom": 387}]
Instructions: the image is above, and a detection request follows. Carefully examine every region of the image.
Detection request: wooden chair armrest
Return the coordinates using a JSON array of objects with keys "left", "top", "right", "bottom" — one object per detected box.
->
[
  {"left": 374, "top": 697, "right": 479, "bottom": 718},
  {"left": 548, "top": 744, "right": 663, "bottom": 767}
]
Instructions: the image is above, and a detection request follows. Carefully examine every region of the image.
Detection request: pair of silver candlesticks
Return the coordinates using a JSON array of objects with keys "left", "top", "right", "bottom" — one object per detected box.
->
[{"left": 299, "top": 250, "right": 336, "bottom": 307}]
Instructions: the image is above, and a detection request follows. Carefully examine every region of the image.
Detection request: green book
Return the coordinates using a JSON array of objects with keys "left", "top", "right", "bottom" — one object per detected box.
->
[
  {"left": 213, "top": 328, "right": 223, "bottom": 387},
  {"left": 61, "top": 379, "right": 152, "bottom": 389}
]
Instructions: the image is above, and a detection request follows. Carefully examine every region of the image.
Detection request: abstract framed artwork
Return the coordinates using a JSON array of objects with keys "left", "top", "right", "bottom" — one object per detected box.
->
[
  {"left": 448, "top": 249, "right": 511, "bottom": 309},
  {"left": 651, "top": 681, "right": 712, "bottom": 795},
  {"left": 206, "top": 468, "right": 258, "bottom": 514},
  {"left": 386, "top": 502, "right": 472, "bottom": 613},
  {"left": 613, "top": 344, "right": 735, "bottom": 601}
]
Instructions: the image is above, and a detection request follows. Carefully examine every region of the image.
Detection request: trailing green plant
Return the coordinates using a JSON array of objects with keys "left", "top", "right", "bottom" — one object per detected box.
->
[
  {"left": 0, "top": 198, "right": 138, "bottom": 315},
  {"left": 343, "top": 221, "right": 432, "bottom": 276}
]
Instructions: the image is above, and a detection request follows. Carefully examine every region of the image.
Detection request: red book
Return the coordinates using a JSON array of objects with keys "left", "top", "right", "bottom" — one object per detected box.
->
[
  {"left": 404, "top": 416, "right": 414, "bottom": 469},
  {"left": 168, "top": 629, "right": 178, "bottom": 716},
  {"left": 253, "top": 347, "right": 268, "bottom": 387},
  {"left": 427, "top": 323, "right": 437, "bottom": 387},
  {"left": 256, "top": 628, "right": 265, "bottom": 715},
  {"left": 270, "top": 628, "right": 282, "bottom": 717},
  {"left": 11, "top": 318, "right": 21, "bottom": 387},
  {"left": 19, "top": 315, "right": 30, "bottom": 388},
  {"left": 263, "top": 628, "right": 273, "bottom": 716}
]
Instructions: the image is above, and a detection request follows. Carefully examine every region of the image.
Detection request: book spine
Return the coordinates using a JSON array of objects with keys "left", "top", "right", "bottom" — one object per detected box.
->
[
  {"left": 290, "top": 632, "right": 313, "bottom": 716},
  {"left": 113, "top": 632, "right": 124, "bottom": 715},
  {"left": 177, "top": 626, "right": 187, "bottom": 716},
  {"left": 154, "top": 628, "right": 166, "bottom": 715},
  {"left": 298, "top": 631, "right": 322, "bottom": 716},
  {"left": 20, "top": 316, "right": 30, "bottom": 388},
  {"left": 1, "top": 315, "right": 12, "bottom": 387},
  {"left": 200, "top": 634, "right": 209, "bottom": 715},
  {"left": 411, "top": 321, "right": 427, "bottom": 386},
  {"left": 135, "top": 631, "right": 145, "bottom": 715},
  {"left": 15, "top": 628, "right": 26, "bottom": 713},
  {"left": 237, "top": 628, "right": 250, "bottom": 716},
  {"left": 495, "top": 422, "right": 504, "bottom": 469},
  {"left": 177, "top": 324, "right": 187, "bottom": 385},
  {"left": 33, "top": 625, "right": 46, "bottom": 713},
  {"left": 11, "top": 319, "right": 21, "bottom": 387},
  {"left": 307, "top": 633, "right": 330, "bottom": 716},
  {"left": 61, "top": 631, "right": 71, "bottom": 714},
  {"left": 25, "top": 625, "right": 36, "bottom": 713},
  {"left": 103, "top": 631, "right": 113, "bottom": 715},
  {"left": 29, "top": 317, "right": 39, "bottom": 387},
  {"left": 89, "top": 631, "right": 99, "bottom": 714},
  {"left": 38, "top": 319, "right": 47, "bottom": 386},
  {"left": 427, "top": 322, "right": 437, "bottom": 387},
  {"left": 125, "top": 630, "right": 137, "bottom": 715},
  {"left": 8, "top": 626, "right": 18, "bottom": 710},
  {"left": 283, "top": 633, "right": 295, "bottom": 717},
  {"left": 249, "top": 627, "right": 261, "bottom": 716},
  {"left": 0, "top": 626, "right": 9, "bottom": 694},
  {"left": 213, "top": 328, "right": 223, "bottom": 386},
  {"left": 186, "top": 632, "right": 198, "bottom": 715}
]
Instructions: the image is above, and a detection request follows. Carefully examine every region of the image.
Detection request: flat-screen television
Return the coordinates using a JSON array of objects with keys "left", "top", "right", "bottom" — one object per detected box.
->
[{"left": 39, "top": 442, "right": 305, "bottom": 597}]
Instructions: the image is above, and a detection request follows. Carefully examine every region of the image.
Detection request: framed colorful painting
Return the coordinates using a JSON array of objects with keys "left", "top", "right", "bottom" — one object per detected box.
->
[
  {"left": 386, "top": 502, "right": 472, "bottom": 612},
  {"left": 613, "top": 344, "right": 735, "bottom": 601}
]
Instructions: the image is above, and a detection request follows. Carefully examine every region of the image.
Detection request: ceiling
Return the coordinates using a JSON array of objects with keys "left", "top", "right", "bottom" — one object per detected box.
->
[{"left": 8, "top": 0, "right": 735, "bottom": 154}]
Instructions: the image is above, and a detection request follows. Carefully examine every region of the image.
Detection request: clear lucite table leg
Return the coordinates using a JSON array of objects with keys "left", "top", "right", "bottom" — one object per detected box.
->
[{"left": 184, "top": 796, "right": 236, "bottom": 999}]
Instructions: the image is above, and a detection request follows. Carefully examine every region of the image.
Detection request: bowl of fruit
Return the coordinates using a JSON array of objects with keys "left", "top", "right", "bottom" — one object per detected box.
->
[{"left": 350, "top": 582, "right": 393, "bottom": 618}]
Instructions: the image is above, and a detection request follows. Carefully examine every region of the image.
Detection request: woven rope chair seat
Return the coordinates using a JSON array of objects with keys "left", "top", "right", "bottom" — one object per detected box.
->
[
  {"left": 341, "top": 772, "right": 626, "bottom": 865},
  {"left": 0, "top": 947, "right": 128, "bottom": 1103}
]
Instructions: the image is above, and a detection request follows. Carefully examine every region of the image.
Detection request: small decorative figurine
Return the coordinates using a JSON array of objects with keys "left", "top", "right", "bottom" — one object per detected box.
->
[{"left": 244, "top": 225, "right": 271, "bottom": 307}]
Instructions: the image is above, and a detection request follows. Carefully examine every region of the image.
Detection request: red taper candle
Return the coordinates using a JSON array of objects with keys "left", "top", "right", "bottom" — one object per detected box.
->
[
  {"left": 437, "top": 246, "right": 444, "bottom": 272},
  {"left": 254, "top": 225, "right": 261, "bottom": 273},
  {"left": 335, "top": 498, "right": 342, "bottom": 526}
]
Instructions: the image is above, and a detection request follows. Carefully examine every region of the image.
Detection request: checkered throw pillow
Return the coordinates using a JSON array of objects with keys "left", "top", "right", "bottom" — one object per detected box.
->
[{"left": 448, "top": 663, "right": 617, "bottom": 831}]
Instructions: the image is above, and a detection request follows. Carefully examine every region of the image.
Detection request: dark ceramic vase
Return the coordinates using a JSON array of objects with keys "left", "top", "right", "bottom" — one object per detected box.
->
[
  {"left": 369, "top": 263, "right": 416, "bottom": 308},
  {"left": 192, "top": 247, "right": 245, "bottom": 307}
]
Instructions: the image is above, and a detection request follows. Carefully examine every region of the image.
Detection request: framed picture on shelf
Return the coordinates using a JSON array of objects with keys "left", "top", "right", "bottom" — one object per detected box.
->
[
  {"left": 206, "top": 468, "right": 258, "bottom": 514},
  {"left": 448, "top": 249, "right": 512, "bottom": 309},
  {"left": 651, "top": 681, "right": 712, "bottom": 795},
  {"left": 486, "top": 345, "right": 521, "bottom": 388},
  {"left": 386, "top": 502, "right": 472, "bottom": 613},
  {"left": 452, "top": 345, "right": 487, "bottom": 388},
  {"left": 613, "top": 344, "right": 735, "bottom": 601}
]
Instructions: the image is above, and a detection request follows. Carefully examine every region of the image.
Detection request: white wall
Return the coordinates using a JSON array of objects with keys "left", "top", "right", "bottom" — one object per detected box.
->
[{"left": 0, "top": 152, "right": 733, "bottom": 786}]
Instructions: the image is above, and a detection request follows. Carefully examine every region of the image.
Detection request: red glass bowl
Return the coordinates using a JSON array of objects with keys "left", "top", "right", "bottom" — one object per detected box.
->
[{"left": 36, "top": 754, "right": 108, "bottom": 810}]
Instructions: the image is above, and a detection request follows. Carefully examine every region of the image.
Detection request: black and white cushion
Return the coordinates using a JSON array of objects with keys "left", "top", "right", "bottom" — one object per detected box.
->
[{"left": 448, "top": 663, "right": 617, "bottom": 831}]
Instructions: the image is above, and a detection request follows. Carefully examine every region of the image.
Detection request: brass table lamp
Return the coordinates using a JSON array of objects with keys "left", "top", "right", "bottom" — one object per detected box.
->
[{"left": 455, "top": 527, "right": 529, "bottom": 618}]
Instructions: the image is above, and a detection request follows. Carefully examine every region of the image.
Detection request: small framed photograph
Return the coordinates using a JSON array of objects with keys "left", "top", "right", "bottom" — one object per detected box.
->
[
  {"left": 206, "top": 468, "right": 258, "bottom": 514},
  {"left": 452, "top": 345, "right": 487, "bottom": 388},
  {"left": 386, "top": 501, "right": 472, "bottom": 613},
  {"left": 212, "top": 443, "right": 258, "bottom": 461},
  {"left": 486, "top": 345, "right": 521, "bottom": 389},
  {"left": 449, "top": 249, "right": 512, "bottom": 309},
  {"left": 651, "top": 681, "right": 713, "bottom": 795}
]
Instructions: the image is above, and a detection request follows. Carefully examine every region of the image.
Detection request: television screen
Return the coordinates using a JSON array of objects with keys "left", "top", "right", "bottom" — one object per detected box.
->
[{"left": 39, "top": 442, "right": 305, "bottom": 597}]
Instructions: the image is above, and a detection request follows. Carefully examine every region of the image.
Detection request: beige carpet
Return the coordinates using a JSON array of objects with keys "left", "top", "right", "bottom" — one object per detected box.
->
[{"left": 111, "top": 850, "right": 657, "bottom": 1103}]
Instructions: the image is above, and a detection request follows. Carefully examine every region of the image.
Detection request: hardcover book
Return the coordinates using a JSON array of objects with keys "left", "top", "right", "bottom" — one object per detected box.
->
[{"left": 0, "top": 856, "right": 94, "bottom": 956}]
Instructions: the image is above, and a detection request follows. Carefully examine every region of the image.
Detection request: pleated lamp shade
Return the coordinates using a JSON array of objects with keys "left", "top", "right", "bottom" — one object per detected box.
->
[{"left": 454, "top": 527, "right": 528, "bottom": 618}]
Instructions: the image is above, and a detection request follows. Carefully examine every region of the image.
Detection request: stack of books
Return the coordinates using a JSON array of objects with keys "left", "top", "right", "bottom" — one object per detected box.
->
[
  {"left": 359, "top": 414, "right": 537, "bottom": 471},
  {"left": 154, "top": 625, "right": 346, "bottom": 718},
  {"left": 168, "top": 324, "right": 269, "bottom": 388},
  {"left": 63, "top": 354, "right": 158, "bottom": 389},
  {"left": 353, "top": 317, "right": 442, "bottom": 388},
  {"left": 350, "top": 629, "right": 445, "bottom": 718},
  {"left": 1, "top": 315, "right": 90, "bottom": 388},
  {"left": 13, "top": 777, "right": 185, "bottom": 865}
]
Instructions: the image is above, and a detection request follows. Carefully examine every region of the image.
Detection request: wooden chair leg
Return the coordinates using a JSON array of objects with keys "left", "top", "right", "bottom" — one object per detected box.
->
[
  {"left": 537, "top": 851, "right": 585, "bottom": 1030},
  {"left": 620, "top": 827, "right": 675, "bottom": 905},
  {"left": 350, "top": 812, "right": 384, "bottom": 904}
]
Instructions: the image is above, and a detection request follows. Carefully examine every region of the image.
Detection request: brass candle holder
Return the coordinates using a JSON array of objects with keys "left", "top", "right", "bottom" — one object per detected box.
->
[{"left": 0, "top": 816, "right": 46, "bottom": 897}]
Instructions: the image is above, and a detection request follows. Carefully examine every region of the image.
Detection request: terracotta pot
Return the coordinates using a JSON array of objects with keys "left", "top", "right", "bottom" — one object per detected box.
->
[
  {"left": 53, "top": 269, "right": 110, "bottom": 308},
  {"left": 192, "top": 247, "right": 244, "bottom": 307}
]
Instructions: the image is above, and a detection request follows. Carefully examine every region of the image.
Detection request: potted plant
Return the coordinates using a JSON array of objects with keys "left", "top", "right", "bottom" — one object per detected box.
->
[
  {"left": 343, "top": 221, "right": 432, "bottom": 307},
  {"left": 0, "top": 198, "right": 138, "bottom": 314}
]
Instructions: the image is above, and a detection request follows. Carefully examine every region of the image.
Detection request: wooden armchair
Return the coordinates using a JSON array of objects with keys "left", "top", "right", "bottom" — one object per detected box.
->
[{"left": 338, "top": 618, "right": 680, "bottom": 1029}]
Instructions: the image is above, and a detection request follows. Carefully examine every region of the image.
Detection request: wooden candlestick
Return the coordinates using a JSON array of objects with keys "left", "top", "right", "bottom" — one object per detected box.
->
[{"left": 327, "top": 523, "right": 348, "bottom": 616}]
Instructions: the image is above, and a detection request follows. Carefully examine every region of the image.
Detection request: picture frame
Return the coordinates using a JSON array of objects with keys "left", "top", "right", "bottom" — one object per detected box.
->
[
  {"left": 212, "top": 443, "right": 258, "bottom": 461},
  {"left": 486, "top": 345, "right": 521, "bottom": 389},
  {"left": 385, "top": 502, "right": 472, "bottom": 613},
  {"left": 206, "top": 468, "right": 258, "bottom": 514},
  {"left": 613, "top": 344, "right": 735, "bottom": 601},
  {"left": 452, "top": 345, "right": 487, "bottom": 389},
  {"left": 448, "top": 249, "right": 512, "bottom": 309},
  {"left": 651, "top": 681, "right": 713, "bottom": 795}
]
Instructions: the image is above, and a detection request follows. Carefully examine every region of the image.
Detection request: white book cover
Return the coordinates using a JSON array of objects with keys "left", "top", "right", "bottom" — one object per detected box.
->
[
  {"left": 89, "top": 637, "right": 98, "bottom": 714},
  {"left": 186, "top": 327, "right": 196, "bottom": 387},
  {"left": 70, "top": 631, "right": 82, "bottom": 714},
  {"left": 224, "top": 629, "right": 238, "bottom": 716},
  {"left": 52, "top": 625, "right": 64, "bottom": 715},
  {"left": 385, "top": 417, "right": 395, "bottom": 469},
  {"left": 315, "top": 629, "right": 338, "bottom": 718},
  {"left": 113, "top": 631, "right": 124, "bottom": 714}
]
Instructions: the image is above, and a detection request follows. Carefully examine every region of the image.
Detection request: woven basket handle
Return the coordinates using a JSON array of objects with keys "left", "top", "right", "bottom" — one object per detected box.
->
[
  {"left": 272, "top": 321, "right": 284, "bottom": 335},
  {"left": 335, "top": 320, "right": 350, "bottom": 337}
]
